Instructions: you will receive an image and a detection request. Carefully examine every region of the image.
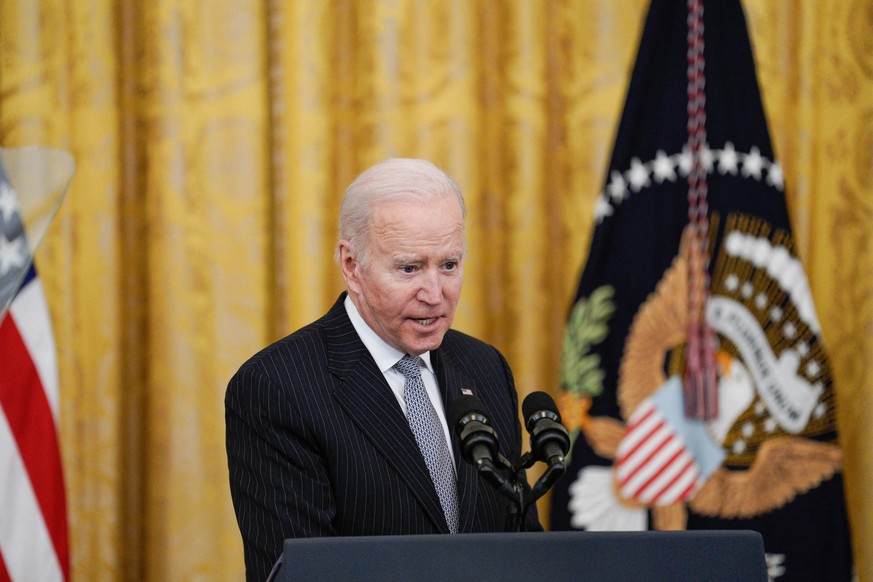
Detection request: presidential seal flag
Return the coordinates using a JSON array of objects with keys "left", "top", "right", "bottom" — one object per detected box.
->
[
  {"left": 0, "top": 156, "right": 70, "bottom": 581},
  {"left": 549, "top": 1, "right": 854, "bottom": 580}
]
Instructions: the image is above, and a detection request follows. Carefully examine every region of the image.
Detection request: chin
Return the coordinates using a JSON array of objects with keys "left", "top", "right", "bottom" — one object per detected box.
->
[{"left": 406, "top": 334, "right": 446, "bottom": 355}]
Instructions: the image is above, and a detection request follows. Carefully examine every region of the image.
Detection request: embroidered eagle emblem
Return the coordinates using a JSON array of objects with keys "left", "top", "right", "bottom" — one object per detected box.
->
[{"left": 576, "top": 219, "right": 841, "bottom": 528}]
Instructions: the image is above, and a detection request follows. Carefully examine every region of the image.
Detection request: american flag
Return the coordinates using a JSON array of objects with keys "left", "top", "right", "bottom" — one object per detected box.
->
[{"left": 0, "top": 161, "right": 69, "bottom": 581}]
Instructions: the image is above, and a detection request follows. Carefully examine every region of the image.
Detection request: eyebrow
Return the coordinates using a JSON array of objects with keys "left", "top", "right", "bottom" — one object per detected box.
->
[{"left": 391, "top": 253, "right": 464, "bottom": 267}]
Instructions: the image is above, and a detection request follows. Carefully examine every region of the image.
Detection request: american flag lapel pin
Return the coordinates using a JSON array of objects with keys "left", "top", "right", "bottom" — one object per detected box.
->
[{"left": 461, "top": 388, "right": 473, "bottom": 396}]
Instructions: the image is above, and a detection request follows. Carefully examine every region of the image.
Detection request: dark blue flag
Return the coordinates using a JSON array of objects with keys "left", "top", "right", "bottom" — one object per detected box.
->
[{"left": 549, "top": 1, "right": 853, "bottom": 580}]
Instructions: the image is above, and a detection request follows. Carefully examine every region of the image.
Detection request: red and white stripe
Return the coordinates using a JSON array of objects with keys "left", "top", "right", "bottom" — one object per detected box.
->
[
  {"left": 0, "top": 275, "right": 69, "bottom": 582},
  {"left": 615, "top": 401, "right": 702, "bottom": 506}
]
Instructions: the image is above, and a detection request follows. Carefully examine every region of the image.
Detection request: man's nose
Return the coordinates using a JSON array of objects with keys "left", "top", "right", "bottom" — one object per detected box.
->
[{"left": 416, "top": 270, "right": 442, "bottom": 303}]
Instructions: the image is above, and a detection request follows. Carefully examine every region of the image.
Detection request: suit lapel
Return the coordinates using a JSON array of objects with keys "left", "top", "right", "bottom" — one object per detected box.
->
[
  {"left": 431, "top": 343, "right": 480, "bottom": 534},
  {"left": 324, "top": 295, "right": 449, "bottom": 533}
]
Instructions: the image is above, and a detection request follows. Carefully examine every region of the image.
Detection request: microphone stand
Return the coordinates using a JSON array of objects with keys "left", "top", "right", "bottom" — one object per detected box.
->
[
  {"left": 470, "top": 452, "right": 526, "bottom": 532},
  {"left": 477, "top": 451, "right": 565, "bottom": 532},
  {"left": 516, "top": 452, "right": 567, "bottom": 529}
]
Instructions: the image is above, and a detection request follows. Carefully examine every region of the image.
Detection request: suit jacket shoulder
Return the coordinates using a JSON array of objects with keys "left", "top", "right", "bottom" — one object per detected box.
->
[{"left": 226, "top": 293, "right": 538, "bottom": 581}]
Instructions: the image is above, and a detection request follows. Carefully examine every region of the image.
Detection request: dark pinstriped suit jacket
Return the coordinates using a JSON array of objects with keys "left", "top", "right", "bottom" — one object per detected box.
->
[{"left": 226, "top": 293, "right": 540, "bottom": 581}]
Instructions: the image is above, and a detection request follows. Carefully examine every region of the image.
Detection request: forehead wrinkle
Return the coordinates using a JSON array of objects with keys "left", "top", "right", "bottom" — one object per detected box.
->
[
  {"left": 366, "top": 197, "right": 466, "bottom": 267},
  {"left": 375, "top": 219, "right": 464, "bottom": 250}
]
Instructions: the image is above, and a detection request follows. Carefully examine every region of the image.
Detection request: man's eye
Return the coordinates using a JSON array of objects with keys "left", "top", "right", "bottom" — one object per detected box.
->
[
  {"left": 444, "top": 261, "right": 456, "bottom": 270},
  {"left": 402, "top": 265, "right": 416, "bottom": 274}
]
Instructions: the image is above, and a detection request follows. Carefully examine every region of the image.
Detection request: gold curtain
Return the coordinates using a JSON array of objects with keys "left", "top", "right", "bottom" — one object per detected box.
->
[{"left": 0, "top": 1, "right": 870, "bottom": 580}]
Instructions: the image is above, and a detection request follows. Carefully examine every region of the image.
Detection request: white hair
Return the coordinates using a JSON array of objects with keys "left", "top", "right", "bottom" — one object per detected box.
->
[{"left": 336, "top": 158, "right": 466, "bottom": 265}]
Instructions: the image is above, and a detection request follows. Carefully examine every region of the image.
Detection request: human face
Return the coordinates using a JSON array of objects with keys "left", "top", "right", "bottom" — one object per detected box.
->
[{"left": 340, "top": 194, "right": 465, "bottom": 356}]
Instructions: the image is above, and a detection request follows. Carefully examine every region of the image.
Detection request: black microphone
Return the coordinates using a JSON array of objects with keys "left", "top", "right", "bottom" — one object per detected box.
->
[
  {"left": 522, "top": 391, "right": 570, "bottom": 466},
  {"left": 450, "top": 394, "right": 520, "bottom": 510},
  {"left": 449, "top": 394, "right": 499, "bottom": 468}
]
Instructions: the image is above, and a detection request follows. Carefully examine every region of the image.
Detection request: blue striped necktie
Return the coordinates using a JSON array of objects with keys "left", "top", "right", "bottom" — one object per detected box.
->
[{"left": 395, "top": 354, "right": 459, "bottom": 533}]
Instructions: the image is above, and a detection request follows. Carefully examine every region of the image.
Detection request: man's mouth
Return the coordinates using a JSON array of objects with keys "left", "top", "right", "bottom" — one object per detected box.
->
[{"left": 414, "top": 317, "right": 437, "bottom": 326}]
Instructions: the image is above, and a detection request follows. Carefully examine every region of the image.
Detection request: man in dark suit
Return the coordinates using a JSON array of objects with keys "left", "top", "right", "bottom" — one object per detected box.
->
[{"left": 226, "top": 158, "right": 540, "bottom": 581}]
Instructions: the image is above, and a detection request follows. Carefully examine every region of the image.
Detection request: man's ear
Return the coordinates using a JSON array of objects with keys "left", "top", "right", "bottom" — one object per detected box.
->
[{"left": 338, "top": 240, "right": 361, "bottom": 293}]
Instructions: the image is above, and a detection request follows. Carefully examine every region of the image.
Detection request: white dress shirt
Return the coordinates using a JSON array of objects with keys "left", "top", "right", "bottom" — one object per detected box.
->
[{"left": 344, "top": 295, "right": 456, "bottom": 470}]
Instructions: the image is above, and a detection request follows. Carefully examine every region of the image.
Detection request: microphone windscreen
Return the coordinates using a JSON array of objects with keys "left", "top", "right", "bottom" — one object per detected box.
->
[
  {"left": 522, "top": 391, "right": 561, "bottom": 422},
  {"left": 449, "top": 394, "right": 489, "bottom": 428}
]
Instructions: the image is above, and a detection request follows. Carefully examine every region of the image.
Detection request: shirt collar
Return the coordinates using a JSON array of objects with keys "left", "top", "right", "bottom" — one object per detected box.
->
[{"left": 343, "top": 294, "right": 434, "bottom": 374}]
